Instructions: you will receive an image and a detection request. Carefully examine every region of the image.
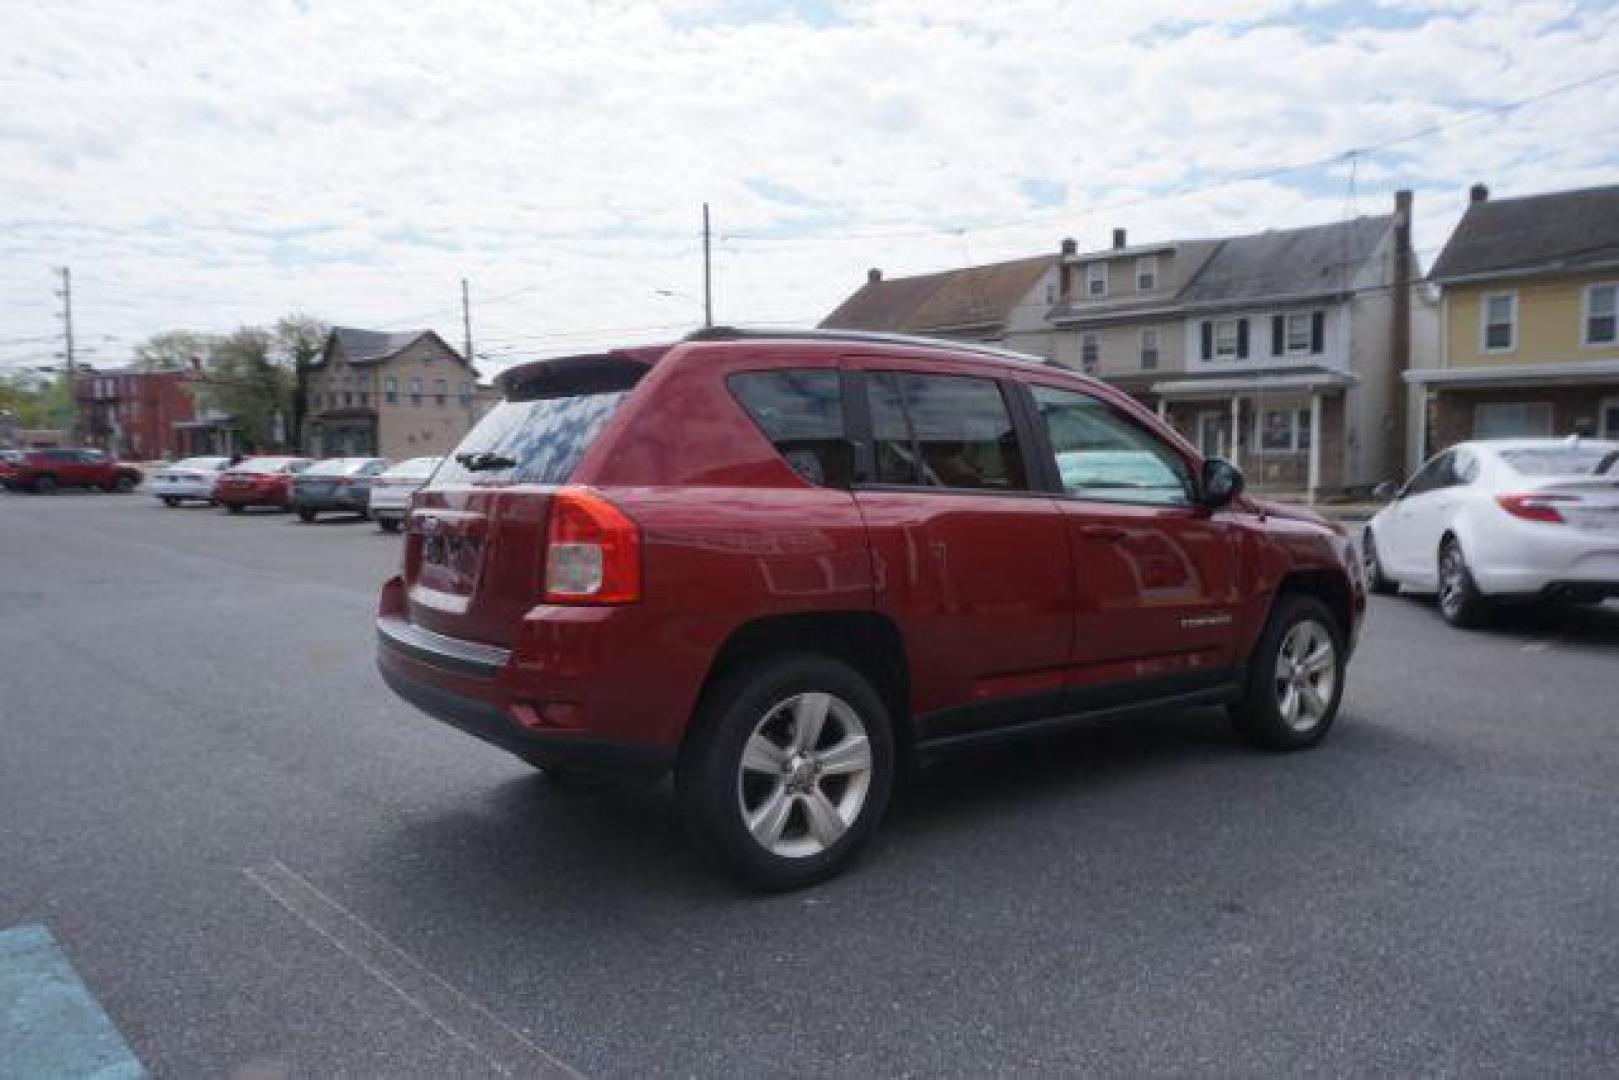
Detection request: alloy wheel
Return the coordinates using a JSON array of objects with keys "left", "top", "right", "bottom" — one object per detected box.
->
[
  {"left": 736, "top": 691, "right": 873, "bottom": 859},
  {"left": 1439, "top": 545, "right": 1466, "bottom": 619},
  {"left": 1273, "top": 619, "right": 1337, "bottom": 732}
]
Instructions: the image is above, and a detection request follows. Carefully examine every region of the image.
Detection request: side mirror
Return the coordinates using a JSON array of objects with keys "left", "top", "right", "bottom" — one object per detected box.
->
[
  {"left": 1200, "top": 457, "right": 1245, "bottom": 509},
  {"left": 1373, "top": 480, "right": 1400, "bottom": 502}
]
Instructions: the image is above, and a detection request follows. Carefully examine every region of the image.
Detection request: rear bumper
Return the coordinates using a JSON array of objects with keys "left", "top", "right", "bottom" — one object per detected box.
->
[
  {"left": 375, "top": 610, "right": 675, "bottom": 784},
  {"left": 293, "top": 492, "right": 370, "bottom": 512},
  {"left": 216, "top": 488, "right": 286, "bottom": 507}
]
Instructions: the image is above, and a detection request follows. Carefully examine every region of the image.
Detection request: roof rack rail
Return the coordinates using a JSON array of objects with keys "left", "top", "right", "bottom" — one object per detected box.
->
[{"left": 683, "top": 325, "right": 1054, "bottom": 367}]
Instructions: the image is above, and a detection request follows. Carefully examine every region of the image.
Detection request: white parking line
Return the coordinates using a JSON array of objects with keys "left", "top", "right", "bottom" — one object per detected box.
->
[{"left": 245, "top": 861, "right": 579, "bottom": 1079}]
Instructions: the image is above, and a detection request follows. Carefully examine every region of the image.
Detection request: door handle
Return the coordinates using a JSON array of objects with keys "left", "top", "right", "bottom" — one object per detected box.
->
[{"left": 1080, "top": 526, "right": 1128, "bottom": 543}]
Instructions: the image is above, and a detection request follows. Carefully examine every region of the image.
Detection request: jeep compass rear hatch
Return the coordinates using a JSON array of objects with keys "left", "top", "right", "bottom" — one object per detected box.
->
[{"left": 403, "top": 349, "right": 665, "bottom": 647}]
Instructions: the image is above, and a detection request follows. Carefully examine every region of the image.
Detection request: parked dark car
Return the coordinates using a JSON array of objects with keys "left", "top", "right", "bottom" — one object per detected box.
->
[
  {"left": 376, "top": 328, "right": 1364, "bottom": 890},
  {"left": 291, "top": 457, "right": 390, "bottom": 522},
  {"left": 0, "top": 448, "right": 142, "bottom": 494},
  {"left": 213, "top": 456, "right": 313, "bottom": 512}
]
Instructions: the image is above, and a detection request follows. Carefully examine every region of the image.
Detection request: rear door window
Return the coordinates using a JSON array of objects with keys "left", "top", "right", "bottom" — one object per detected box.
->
[
  {"left": 728, "top": 370, "right": 851, "bottom": 488},
  {"left": 863, "top": 372, "right": 1029, "bottom": 491}
]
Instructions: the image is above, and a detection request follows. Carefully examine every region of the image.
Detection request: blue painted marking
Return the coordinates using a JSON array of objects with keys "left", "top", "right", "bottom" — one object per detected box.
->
[{"left": 0, "top": 923, "right": 145, "bottom": 1079}]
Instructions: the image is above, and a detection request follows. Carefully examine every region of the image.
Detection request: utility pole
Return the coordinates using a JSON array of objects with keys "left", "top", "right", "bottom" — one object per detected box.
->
[
  {"left": 461, "top": 277, "right": 477, "bottom": 429},
  {"left": 56, "top": 266, "right": 79, "bottom": 443},
  {"left": 702, "top": 203, "right": 713, "bottom": 327}
]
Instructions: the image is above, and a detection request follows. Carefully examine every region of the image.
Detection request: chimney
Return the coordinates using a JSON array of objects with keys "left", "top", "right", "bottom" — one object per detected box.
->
[
  {"left": 1469, "top": 182, "right": 1489, "bottom": 204},
  {"left": 1112, "top": 228, "right": 1127, "bottom": 249},
  {"left": 867, "top": 268, "right": 882, "bottom": 284}
]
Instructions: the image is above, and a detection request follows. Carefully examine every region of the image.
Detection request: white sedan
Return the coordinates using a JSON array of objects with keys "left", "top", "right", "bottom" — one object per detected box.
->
[
  {"left": 1363, "top": 438, "right": 1619, "bottom": 627},
  {"left": 149, "top": 456, "right": 231, "bottom": 506},
  {"left": 366, "top": 456, "right": 442, "bottom": 533}
]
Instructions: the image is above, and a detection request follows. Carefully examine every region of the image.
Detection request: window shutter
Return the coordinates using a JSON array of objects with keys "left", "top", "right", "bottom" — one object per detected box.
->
[
  {"left": 1200, "top": 321, "right": 1213, "bottom": 361},
  {"left": 1236, "top": 318, "right": 1249, "bottom": 359},
  {"left": 1271, "top": 315, "right": 1284, "bottom": 356},
  {"left": 1311, "top": 311, "right": 1326, "bottom": 353}
]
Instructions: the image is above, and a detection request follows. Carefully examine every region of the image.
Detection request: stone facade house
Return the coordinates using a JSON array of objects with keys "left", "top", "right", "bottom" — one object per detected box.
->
[
  {"left": 1406, "top": 182, "right": 1619, "bottom": 472},
  {"left": 305, "top": 328, "right": 479, "bottom": 459}
]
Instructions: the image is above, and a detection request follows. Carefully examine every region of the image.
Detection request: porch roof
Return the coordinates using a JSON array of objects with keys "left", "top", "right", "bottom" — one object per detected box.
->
[
  {"left": 1404, "top": 360, "right": 1619, "bottom": 388},
  {"left": 1150, "top": 369, "right": 1356, "bottom": 398}
]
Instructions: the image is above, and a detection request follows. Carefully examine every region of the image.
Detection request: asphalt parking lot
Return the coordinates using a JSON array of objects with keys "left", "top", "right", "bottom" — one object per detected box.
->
[{"left": 2, "top": 491, "right": 1618, "bottom": 1077}]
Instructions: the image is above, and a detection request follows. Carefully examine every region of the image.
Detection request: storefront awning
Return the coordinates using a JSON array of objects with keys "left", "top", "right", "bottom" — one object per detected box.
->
[{"left": 1404, "top": 360, "right": 1619, "bottom": 388}]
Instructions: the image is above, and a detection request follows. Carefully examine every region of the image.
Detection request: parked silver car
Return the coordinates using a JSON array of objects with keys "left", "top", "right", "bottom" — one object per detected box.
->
[
  {"left": 150, "top": 456, "right": 231, "bottom": 506},
  {"left": 366, "top": 456, "right": 442, "bottom": 533}
]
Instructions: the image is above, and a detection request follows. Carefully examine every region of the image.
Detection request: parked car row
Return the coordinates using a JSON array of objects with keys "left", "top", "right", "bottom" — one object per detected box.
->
[{"left": 2, "top": 447, "right": 444, "bottom": 532}]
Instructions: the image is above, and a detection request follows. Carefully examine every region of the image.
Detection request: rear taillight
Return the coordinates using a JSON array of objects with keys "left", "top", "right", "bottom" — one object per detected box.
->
[
  {"left": 1496, "top": 493, "right": 1577, "bottom": 523},
  {"left": 543, "top": 487, "right": 641, "bottom": 604}
]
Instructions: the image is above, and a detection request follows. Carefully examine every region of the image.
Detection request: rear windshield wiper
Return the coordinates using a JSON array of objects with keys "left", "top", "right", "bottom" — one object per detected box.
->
[{"left": 455, "top": 451, "right": 517, "bottom": 471}]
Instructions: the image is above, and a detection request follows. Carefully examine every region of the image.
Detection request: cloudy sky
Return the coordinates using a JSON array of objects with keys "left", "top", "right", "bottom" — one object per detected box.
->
[{"left": 2, "top": 0, "right": 1617, "bottom": 376}]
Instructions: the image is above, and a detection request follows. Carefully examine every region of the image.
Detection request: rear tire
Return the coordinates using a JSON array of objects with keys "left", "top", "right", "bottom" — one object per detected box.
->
[
  {"left": 377, "top": 517, "right": 401, "bottom": 534},
  {"left": 1437, "top": 537, "right": 1491, "bottom": 629},
  {"left": 1229, "top": 593, "right": 1346, "bottom": 751},
  {"left": 33, "top": 474, "right": 58, "bottom": 495},
  {"left": 162, "top": 496, "right": 179, "bottom": 508},
  {"left": 226, "top": 502, "right": 244, "bottom": 514},
  {"left": 1362, "top": 528, "right": 1398, "bottom": 596},
  {"left": 297, "top": 508, "right": 317, "bottom": 523},
  {"left": 677, "top": 653, "right": 895, "bottom": 891},
  {"left": 114, "top": 475, "right": 136, "bottom": 494}
]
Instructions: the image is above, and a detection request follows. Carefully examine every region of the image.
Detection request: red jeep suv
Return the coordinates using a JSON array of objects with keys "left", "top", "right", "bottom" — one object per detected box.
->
[
  {"left": 0, "top": 448, "right": 142, "bottom": 494},
  {"left": 376, "top": 329, "right": 1364, "bottom": 889}
]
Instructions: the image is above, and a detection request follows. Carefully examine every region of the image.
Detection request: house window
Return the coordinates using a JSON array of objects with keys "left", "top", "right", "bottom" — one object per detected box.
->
[
  {"left": 1482, "top": 291, "right": 1516, "bottom": 352},
  {"left": 1601, "top": 396, "right": 1619, "bottom": 439},
  {"left": 1285, "top": 312, "right": 1313, "bottom": 353},
  {"left": 1259, "top": 406, "right": 1312, "bottom": 452},
  {"left": 434, "top": 377, "right": 448, "bottom": 405},
  {"left": 1585, "top": 283, "right": 1617, "bottom": 346},
  {"left": 409, "top": 377, "right": 423, "bottom": 406},
  {"left": 344, "top": 392, "right": 353, "bottom": 406},
  {"left": 1080, "top": 333, "right": 1100, "bottom": 373},
  {"left": 1046, "top": 282, "right": 1057, "bottom": 305},
  {"left": 1135, "top": 256, "right": 1157, "bottom": 292},
  {"left": 384, "top": 376, "right": 398, "bottom": 404},
  {"left": 311, "top": 393, "right": 321, "bottom": 409},
  {"left": 1214, "top": 318, "right": 1240, "bottom": 359},
  {"left": 359, "top": 392, "right": 369, "bottom": 407},
  {"left": 1139, "top": 327, "right": 1160, "bottom": 369},
  {"left": 458, "top": 380, "right": 472, "bottom": 406},
  {"left": 1474, "top": 400, "right": 1551, "bottom": 438},
  {"left": 1086, "top": 263, "right": 1107, "bottom": 298}
]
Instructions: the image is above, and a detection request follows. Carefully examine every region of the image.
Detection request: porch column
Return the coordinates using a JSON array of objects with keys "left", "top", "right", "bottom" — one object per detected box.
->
[
  {"left": 1307, "top": 391, "right": 1323, "bottom": 505},
  {"left": 1229, "top": 395, "right": 1241, "bottom": 467},
  {"left": 1156, "top": 398, "right": 1167, "bottom": 421}
]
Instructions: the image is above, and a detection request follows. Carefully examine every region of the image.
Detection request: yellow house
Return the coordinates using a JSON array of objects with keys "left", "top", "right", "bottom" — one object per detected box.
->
[{"left": 1406, "top": 182, "right": 1619, "bottom": 471}]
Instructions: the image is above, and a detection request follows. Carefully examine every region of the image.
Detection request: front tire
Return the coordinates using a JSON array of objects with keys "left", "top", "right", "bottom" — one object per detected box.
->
[
  {"left": 1437, "top": 537, "right": 1491, "bottom": 629},
  {"left": 114, "top": 475, "right": 136, "bottom": 494},
  {"left": 297, "top": 508, "right": 317, "bottom": 523},
  {"left": 678, "top": 653, "right": 895, "bottom": 891},
  {"left": 1362, "top": 528, "right": 1398, "bottom": 596},
  {"left": 1230, "top": 594, "right": 1346, "bottom": 751},
  {"left": 225, "top": 502, "right": 244, "bottom": 514},
  {"left": 161, "top": 496, "right": 179, "bottom": 507},
  {"left": 377, "top": 517, "right": 401, "bottom": 534},
  {"left": 32, "top": 475, "right": 58, "bottom": 495}
]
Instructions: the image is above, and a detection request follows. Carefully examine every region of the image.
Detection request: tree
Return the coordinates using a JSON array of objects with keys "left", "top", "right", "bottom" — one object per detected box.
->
[
  {"left": 131, "top": 330, "right": 216, "bottom": 372},
  {"left": 275, "top": 314, "right": 329, "bottom": 453},
  {"left": 199, "top": 327, "right": 294, "bottom": 452}
]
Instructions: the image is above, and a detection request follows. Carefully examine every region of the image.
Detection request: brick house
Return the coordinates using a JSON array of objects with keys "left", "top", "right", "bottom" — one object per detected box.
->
[
  {"left": 1405, "top": 182, "right": 1619, "bottom": 472},
  {"left": 74, "top": 366, "right": 195, "bottom": 460},
  {"left": 304, "top": 328, "right": 480, "bottom": 459}
]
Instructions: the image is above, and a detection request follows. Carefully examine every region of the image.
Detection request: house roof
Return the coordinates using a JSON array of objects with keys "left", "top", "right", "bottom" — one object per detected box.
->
[
  {"left": 819, "top": 255, "right": 1055, "bottom": 333},
  {"left": 1178, "top": 215, "right": 1393, "bottom": 306},
  {"left": 319, "top": 327, "right": 465, "bottom": 367},
  {"left": 1048, "top": 240, "right": 1223, "bottom": 323},
  {"left": 1429, "top": 184, "right": 1619, "bottom": 283}
]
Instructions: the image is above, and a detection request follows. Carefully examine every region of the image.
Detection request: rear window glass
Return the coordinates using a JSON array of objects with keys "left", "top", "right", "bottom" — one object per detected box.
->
[
  {"left": 176, "top": 457, "right": 227, "bottom": 471},
  {"left": 238, "top": 457, "right": 295, "bottom": 474},
  {"left": 729, "top": 370, "right": 851, "bottom": 488},
  {"left": 432, "top": 393, "right": 631, "bottom": 486},
  {"left": 306, "top": 458, "right": 365, "bottom": 477},
  {"left": 1498, "top": 444, "right": 1619, "bottom": 476}
]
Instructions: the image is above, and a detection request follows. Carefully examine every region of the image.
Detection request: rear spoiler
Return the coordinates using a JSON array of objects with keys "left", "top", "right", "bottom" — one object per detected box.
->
[{"left": 496, "top": 346, "right": 674, "bottom": 401}]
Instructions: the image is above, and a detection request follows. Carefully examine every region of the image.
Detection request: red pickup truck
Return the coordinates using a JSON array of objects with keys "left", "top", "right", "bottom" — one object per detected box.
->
[{"left": 0, "top": 448, "right": 144, "bottom": 494}]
